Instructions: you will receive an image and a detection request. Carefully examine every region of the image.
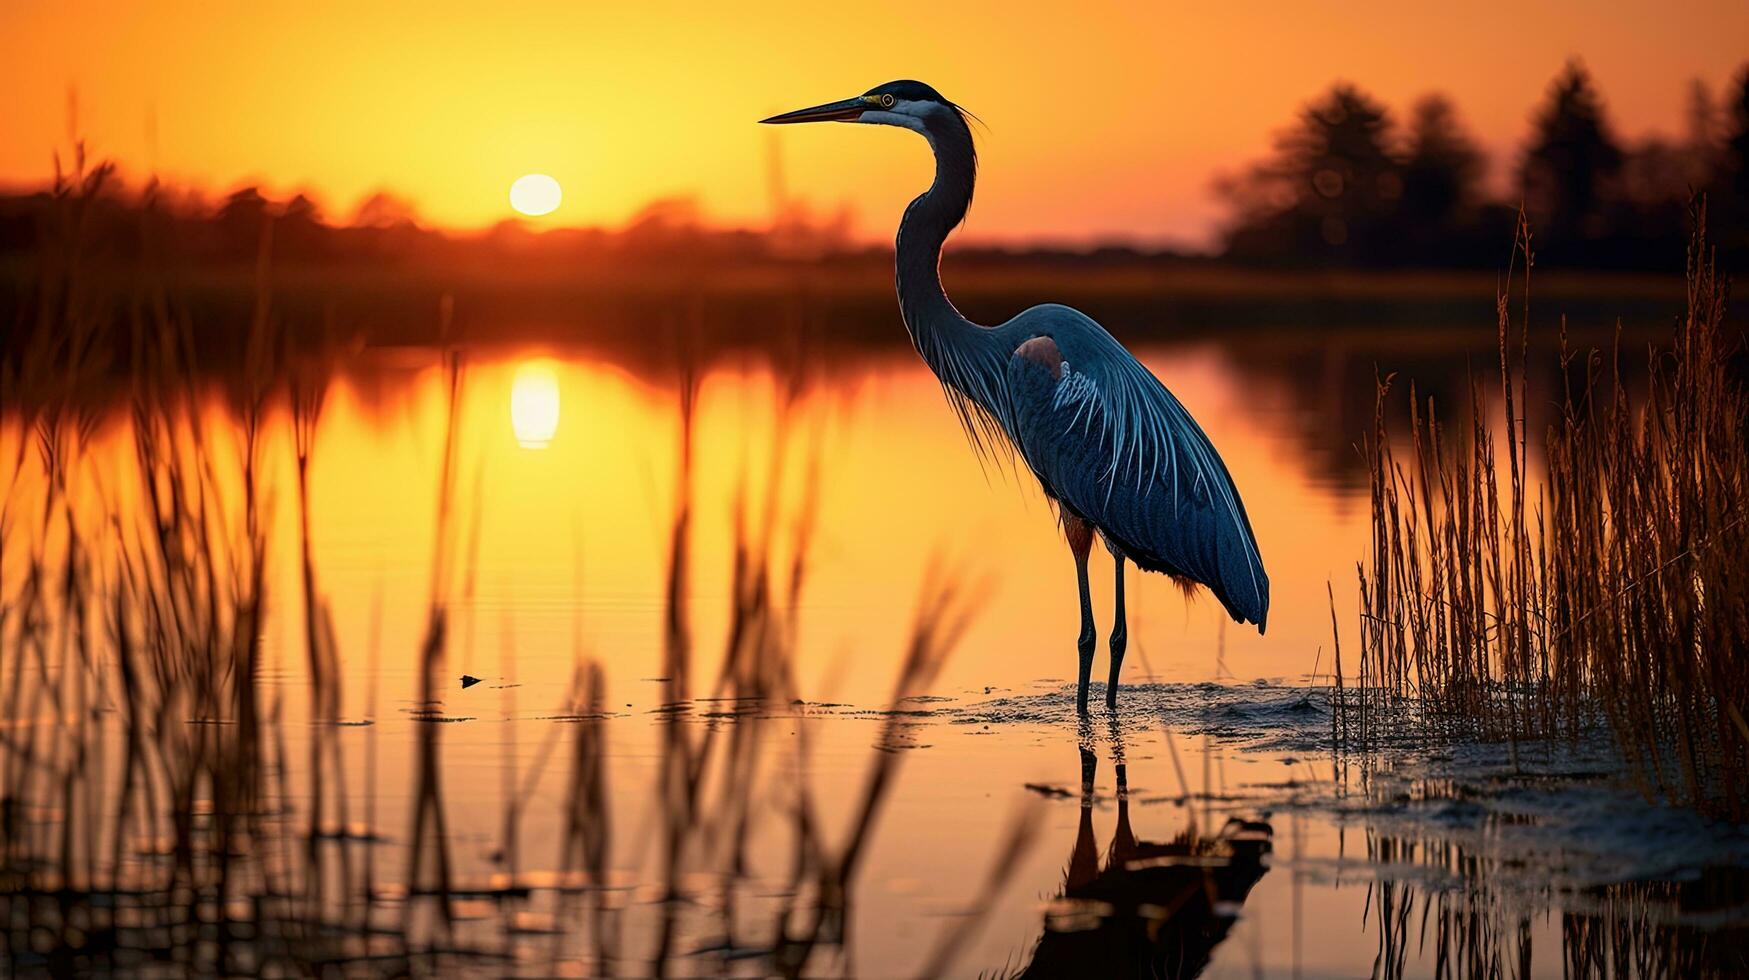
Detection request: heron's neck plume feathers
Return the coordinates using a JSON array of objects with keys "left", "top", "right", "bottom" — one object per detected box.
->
[{"left": 894, "top": 105, "right": 1010, "bottom": 464}]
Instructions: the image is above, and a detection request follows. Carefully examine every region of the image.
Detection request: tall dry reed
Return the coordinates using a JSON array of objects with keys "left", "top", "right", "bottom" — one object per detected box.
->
[{"left": 1345, "top": 207, "right": 1749, "bottom": 817}]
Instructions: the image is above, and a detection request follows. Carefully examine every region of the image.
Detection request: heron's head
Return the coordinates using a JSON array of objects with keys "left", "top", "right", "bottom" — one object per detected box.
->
[{"left": 759, "top": 80, "right": 972, "bottom": 137}]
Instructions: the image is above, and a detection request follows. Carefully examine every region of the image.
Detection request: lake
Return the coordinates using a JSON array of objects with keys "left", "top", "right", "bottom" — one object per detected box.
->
[{"left": 3, "top": 311, "right": 1744, "bottom": 977}]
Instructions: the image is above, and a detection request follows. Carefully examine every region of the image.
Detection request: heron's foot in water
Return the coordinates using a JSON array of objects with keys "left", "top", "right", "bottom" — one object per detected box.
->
[
  {"left": 1105, "top": 626, "right": 1127, "bottom": 711},
  {"left": 1075, "top": 630, "right": 1096, "bottom": 716}
]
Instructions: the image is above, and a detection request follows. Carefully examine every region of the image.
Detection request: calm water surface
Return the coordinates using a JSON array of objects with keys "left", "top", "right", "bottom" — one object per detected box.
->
[{"left": 4, "top": 328, "right": 1740, "bottom": 977}]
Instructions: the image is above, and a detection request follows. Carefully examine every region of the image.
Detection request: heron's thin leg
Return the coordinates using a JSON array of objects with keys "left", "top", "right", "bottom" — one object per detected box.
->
[
  {"left": 1065, "top": 516, "right": 1096, "bottom": 716},
  {"left": 1107, "top": 551, "right": 1127, "bottom": 710}
]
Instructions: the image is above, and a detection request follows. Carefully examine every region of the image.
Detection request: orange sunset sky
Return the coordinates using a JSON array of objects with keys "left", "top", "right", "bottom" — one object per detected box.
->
[{"left": 3, "top": 0, "right": 1746, "bottom": 247}]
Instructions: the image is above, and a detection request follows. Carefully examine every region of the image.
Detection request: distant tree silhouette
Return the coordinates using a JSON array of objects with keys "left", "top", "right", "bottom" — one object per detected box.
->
[
  {"left": 284, "top": 193, "right": 319, "bottom": 220},
  {"left": 1219, "top": 83, "right": 1403, "bottom": 266},
  {"left": 1615, "top": 138, "right": 1693, "bottom": 269},
  {"left": 1707, "top": 65, "right": 1749, "bottom": 265},
  {"left": 1215, "top": 66, "right": 1736, "bottom": 270},
  {"left": 351, "top": 190, "right": 420, "bottom": 229},
  {"left": 345, "top": 191, "right": 424, "bottom": 260},
  {"left": 620, "top": 196, "right": 706, "bottom": 254},
  {"left": 1400, "top": 96, "right": 1482, "bottom": 225},
  {"left": 1685, "top": 79, "right": 1719, "bottom": 187},
  {"left": 1395, "top": 95, "right": 1505, "bottom": 264},
  {"left": 1519, "top": 61, "right": 1624, "bottom": 264},
  {"left": 278, "top": 192, "right": 328, "bottom": 260},
  {"left": 217, "top": 186, "right": 271, "bottom": 260},
  {"left": 1719, "top": 75, "right": 1749, "bottom": 184}
]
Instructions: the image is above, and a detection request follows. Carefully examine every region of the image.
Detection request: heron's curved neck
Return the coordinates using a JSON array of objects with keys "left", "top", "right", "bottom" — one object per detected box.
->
[
  {"left": 896, "top": 113, "right": 980, "bottom": 343},
  {"left": 892, "top": 110, "right": 1013, "bottom": 447}
]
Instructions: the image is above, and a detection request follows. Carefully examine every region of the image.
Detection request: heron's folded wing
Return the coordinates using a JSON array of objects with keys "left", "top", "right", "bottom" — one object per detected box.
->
[{"left": 1005, "top": 333, "right": 1269, "bottom": 630}]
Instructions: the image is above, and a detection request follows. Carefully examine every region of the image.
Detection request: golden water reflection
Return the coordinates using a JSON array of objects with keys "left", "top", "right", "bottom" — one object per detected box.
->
[
  {"left": 290, "top": 344, "right": 1365, "bottom": 709},
  {"left": 0, "top": 332, "right": 1726, "bottom": 976},
  {"left": 509, "top": 358, "right": 561, "bottom": 449}
]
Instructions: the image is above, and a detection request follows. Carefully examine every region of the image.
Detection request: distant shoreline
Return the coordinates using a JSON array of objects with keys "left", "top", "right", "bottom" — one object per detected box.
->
[{"left": 0, "top": 255, "right": 1698, "bottom": 360}]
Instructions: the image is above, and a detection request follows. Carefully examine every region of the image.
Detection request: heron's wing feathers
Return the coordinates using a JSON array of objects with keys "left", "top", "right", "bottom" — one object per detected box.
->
[{"left": 1004, "top": 324, "right": 1269, "bottom": 630}]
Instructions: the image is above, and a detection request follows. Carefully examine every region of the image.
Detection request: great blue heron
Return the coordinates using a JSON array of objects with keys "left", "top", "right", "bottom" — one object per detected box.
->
[{"left": 762, "top": 80, "right": 1269, "bottom": 714}]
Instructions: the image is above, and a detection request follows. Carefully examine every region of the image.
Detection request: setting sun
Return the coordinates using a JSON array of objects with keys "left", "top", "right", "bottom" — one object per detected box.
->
[{"left": 509, "top": 173, "right": 562, "bottom": 217}]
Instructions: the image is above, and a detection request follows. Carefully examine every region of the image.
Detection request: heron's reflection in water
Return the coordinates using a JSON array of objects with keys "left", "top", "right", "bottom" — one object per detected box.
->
[{"left": 1013, "top": 726, "right": 1272, "bottom": 979}]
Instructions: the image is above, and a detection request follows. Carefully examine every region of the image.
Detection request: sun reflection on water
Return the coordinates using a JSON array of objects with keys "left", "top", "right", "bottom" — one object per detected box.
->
[{"left": 510, "top": 360, "right": 561, "bottom": 448}]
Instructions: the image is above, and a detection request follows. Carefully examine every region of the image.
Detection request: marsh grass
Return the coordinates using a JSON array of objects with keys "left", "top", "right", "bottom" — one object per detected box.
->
[
  {"left": 1, "top": 155, "right": 1016, "bottom": 976},
  {"left": 1344, "top": 207, "right": 1749, "bottom": 817}
]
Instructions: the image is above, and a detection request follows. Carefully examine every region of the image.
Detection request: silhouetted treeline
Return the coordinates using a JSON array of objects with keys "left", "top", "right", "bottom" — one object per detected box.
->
[
  {"left": 1218, "top": 61, "right": 1749, "bottom": 271},
  {"left": 0, "top": 176, "right": 1219, "bottom": 286},
  {"left": 3, "top": 61, "right": 1740, "bottom": 276},
  {"left": 0, "top": 180, "right": 842, "bottom": 272}
]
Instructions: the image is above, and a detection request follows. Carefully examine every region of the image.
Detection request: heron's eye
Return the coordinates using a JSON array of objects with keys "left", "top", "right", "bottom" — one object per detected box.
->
[{"left": 879, "top": 93, "right": 895, "bottom": 108}]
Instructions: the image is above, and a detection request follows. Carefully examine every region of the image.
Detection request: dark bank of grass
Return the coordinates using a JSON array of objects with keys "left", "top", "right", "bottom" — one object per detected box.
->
[
  {"left": 0, "top": 154, "right": 1019, "bottom": 976},
  {"left": 1341, "top": 209, "right": 1749, "bottom": 818},
  {"left": 0, "top": 240, "right": 1702, "bottom": 368}
]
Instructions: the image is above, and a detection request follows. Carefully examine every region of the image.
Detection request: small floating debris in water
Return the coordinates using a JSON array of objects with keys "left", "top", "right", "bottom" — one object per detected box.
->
[
  {"left": 1024, "top": 783, "right": 1074, "bottom": 799},
  {"left": 460, "top": 675, "right": 483, "bottom": 689},
  {"left": 689, "top": 938, "right": 773, "bottom": 961}
]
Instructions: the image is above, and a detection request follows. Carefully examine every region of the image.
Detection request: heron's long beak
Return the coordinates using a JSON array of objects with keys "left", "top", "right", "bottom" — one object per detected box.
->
[{"left": 759, "top": 96, "right": 869, "bottom": 125}]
